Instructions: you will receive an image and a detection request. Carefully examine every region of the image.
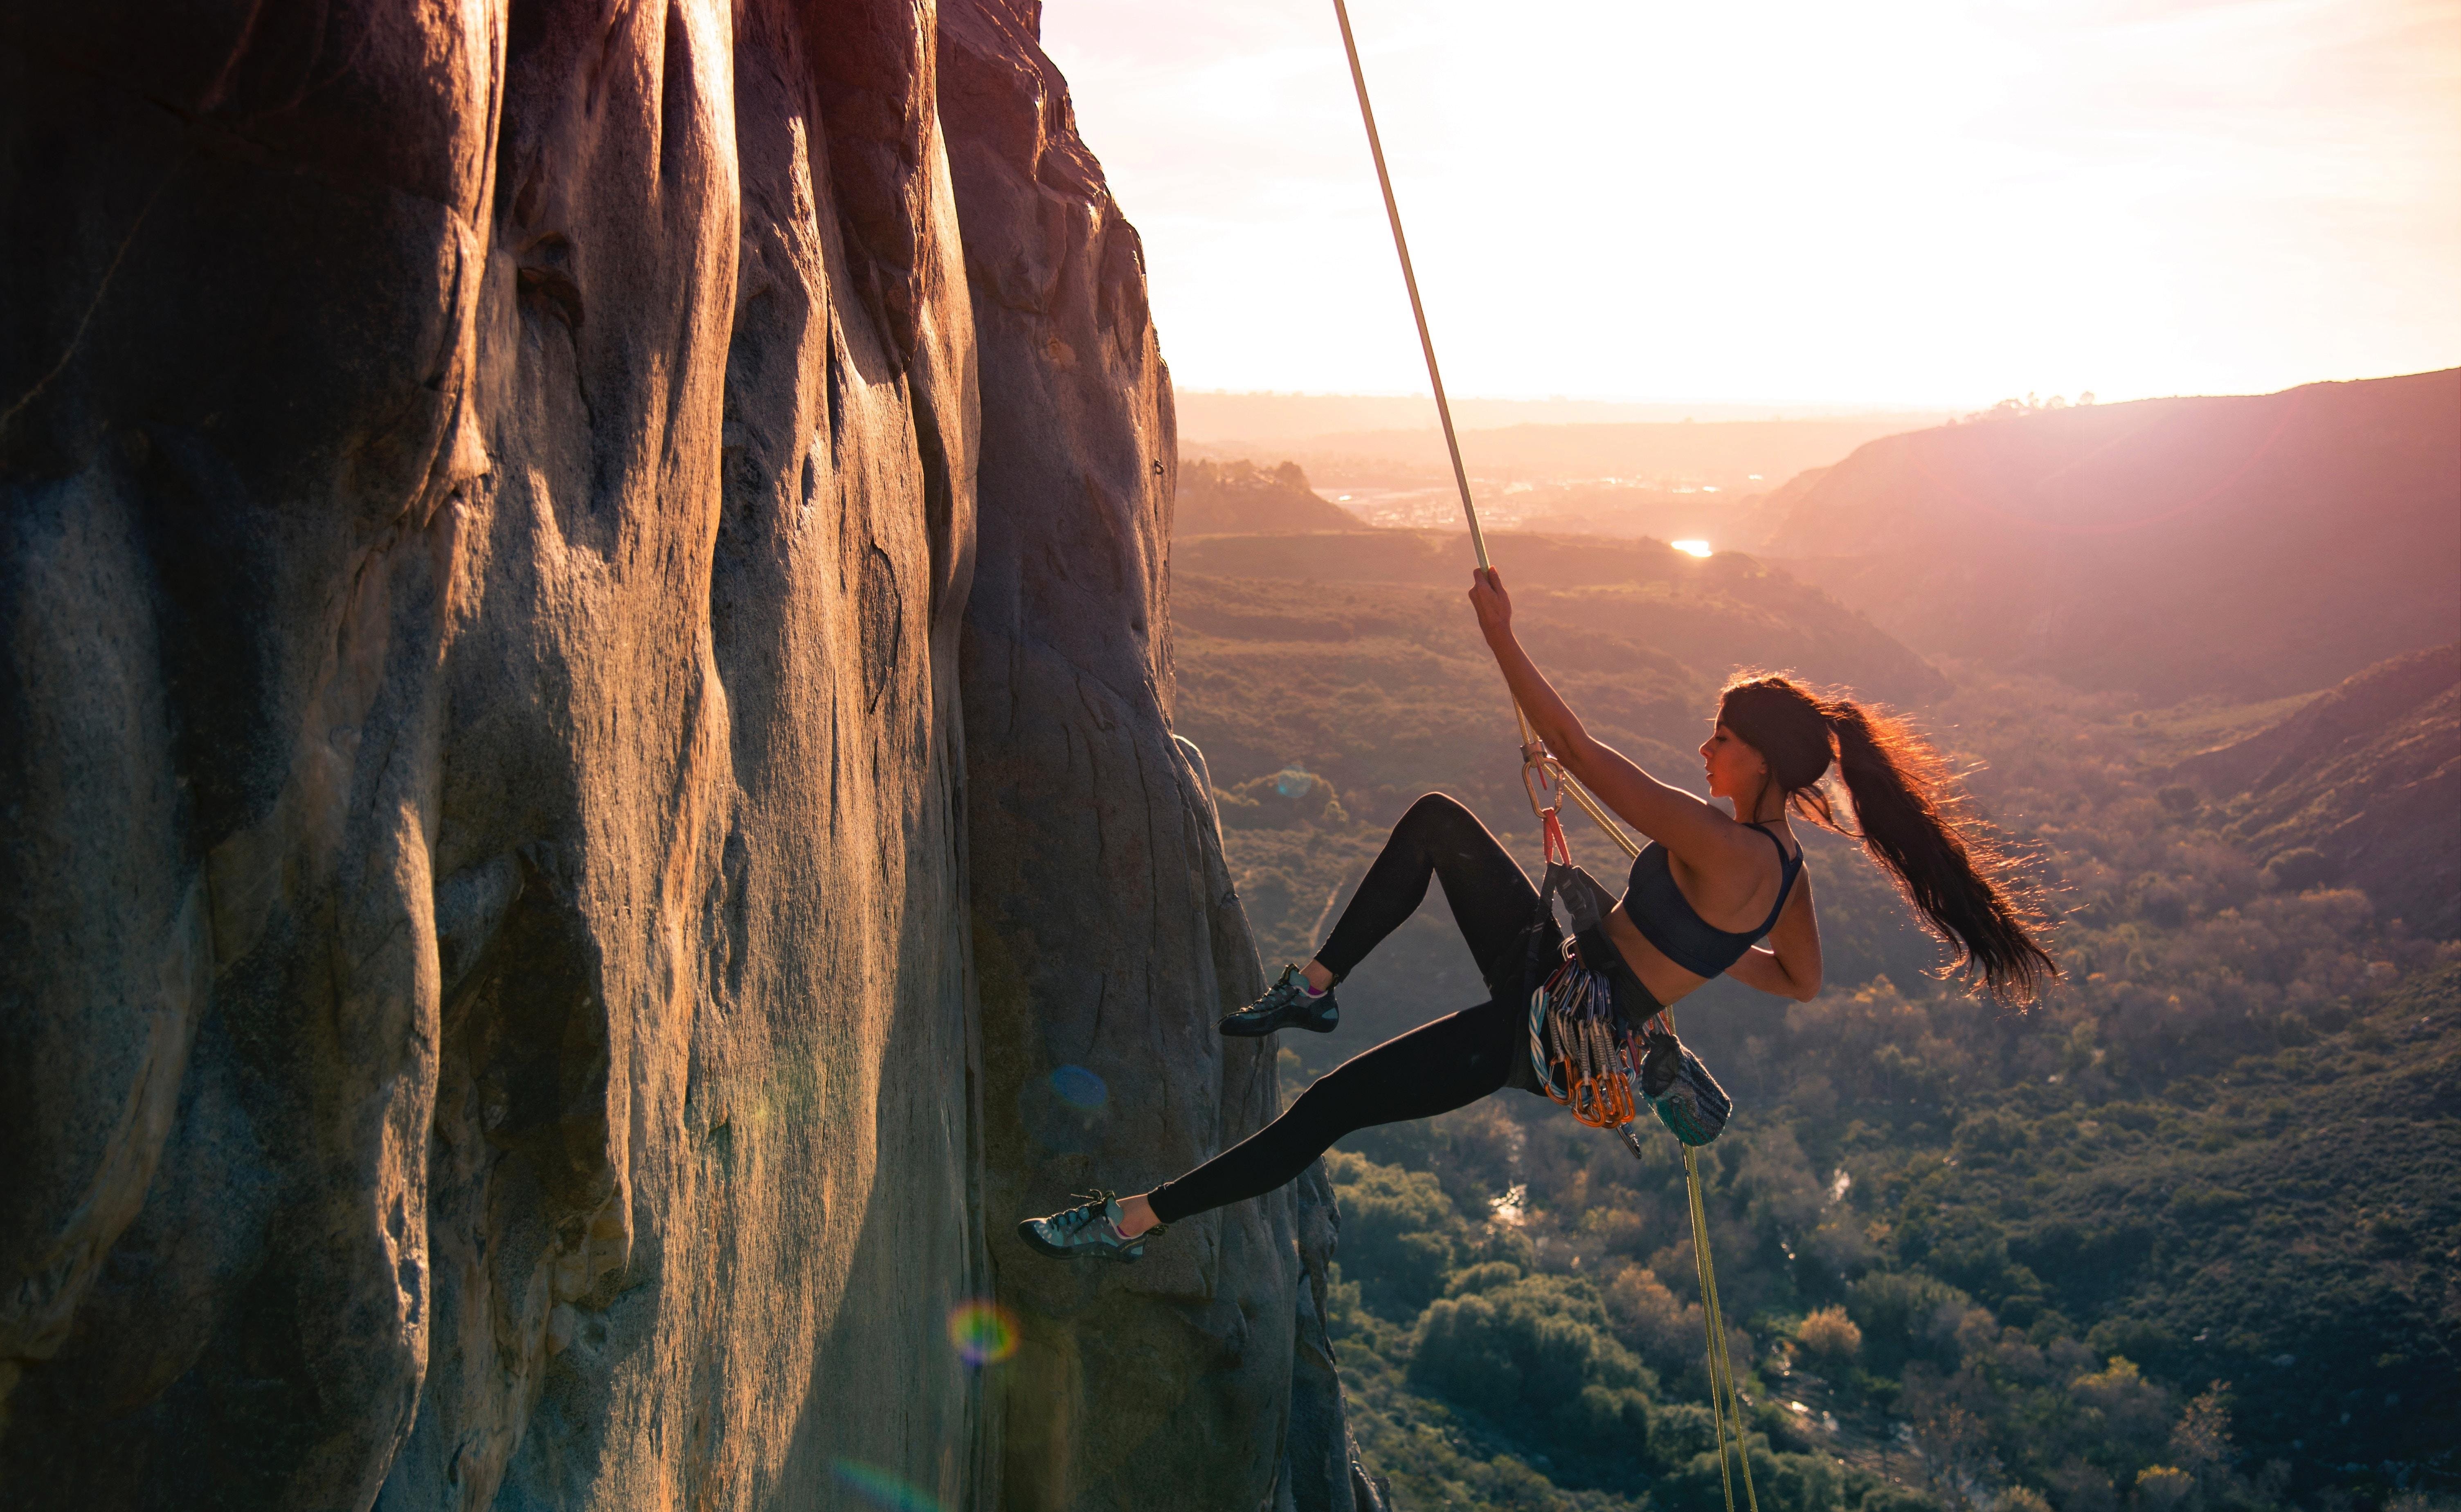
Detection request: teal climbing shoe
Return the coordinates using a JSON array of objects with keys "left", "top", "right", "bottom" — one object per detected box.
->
[
  {"left": 1017, "top": 1191, "right": 1163, "bottom": 1263},
  {"left": 1218, "top": 964, "right": 1340, "bottom": 1037}
]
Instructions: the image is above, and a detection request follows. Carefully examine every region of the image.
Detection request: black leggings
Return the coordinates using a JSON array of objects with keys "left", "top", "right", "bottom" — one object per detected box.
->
[{"left": 1147, "top": 794, "right": 1534, "bottom": 1224}]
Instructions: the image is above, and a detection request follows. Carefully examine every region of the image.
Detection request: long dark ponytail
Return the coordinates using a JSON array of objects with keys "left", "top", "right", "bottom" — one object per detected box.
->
[{"left": 1719, "top": 673, "right": 2056, "bottom": 1003}]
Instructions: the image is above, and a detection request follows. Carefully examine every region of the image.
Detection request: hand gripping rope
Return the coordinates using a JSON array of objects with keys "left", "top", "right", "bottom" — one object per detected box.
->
[{"left": 1329, "top": 5, "right": 1762, "bottom": 1505}]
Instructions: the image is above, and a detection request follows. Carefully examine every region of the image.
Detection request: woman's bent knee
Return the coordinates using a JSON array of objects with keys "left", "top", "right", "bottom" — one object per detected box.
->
[{"left": 1399, "top": 792, "right": 1480, "bottom": 843}]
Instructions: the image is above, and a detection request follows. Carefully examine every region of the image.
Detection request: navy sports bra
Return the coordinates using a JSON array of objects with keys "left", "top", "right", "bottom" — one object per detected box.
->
[{"left": 1623, "top": 822, "right": 1804, "bottom": 977}]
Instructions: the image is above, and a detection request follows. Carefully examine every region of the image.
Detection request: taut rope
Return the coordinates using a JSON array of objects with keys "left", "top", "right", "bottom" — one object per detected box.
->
[{"left": 1327, "top": 7, "right": 1761, "bottom": 1506}]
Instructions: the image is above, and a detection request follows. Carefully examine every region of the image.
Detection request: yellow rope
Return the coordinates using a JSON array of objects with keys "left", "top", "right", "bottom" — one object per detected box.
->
[
  {"left": 1326, "top": 6, "right": 1757, "bottom": 1500},
  {"left": 1689, "top": 1146, "right": 1762, "bottom": 1512}
]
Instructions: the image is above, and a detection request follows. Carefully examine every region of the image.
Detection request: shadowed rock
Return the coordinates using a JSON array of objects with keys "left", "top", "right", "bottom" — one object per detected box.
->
[
  {"left": 0, "top": 0, "right": 1352, "bottom": 1507},
  {"left": 940, "top": 3, "right": 1361, "bottom": 1507}
]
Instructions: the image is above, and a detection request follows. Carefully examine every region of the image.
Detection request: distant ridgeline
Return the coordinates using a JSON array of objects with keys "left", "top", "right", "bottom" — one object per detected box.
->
[
  {"left": 1174, "top": 458, "right": 1361, "bottom": 535},
  {"left": 1759, "top": 369, "right": 2461, "bottom": 700}
]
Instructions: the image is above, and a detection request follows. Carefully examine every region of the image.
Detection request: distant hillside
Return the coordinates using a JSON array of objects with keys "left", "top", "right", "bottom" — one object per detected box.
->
[
  {"left": 1173, "top": 389, "right": 1948, "bottom": 441},
  {"left": 2177, "top": 644, "right": 2461, "bottom": 937},
  {"left": 1174, "top": 458, "right": 1360, "bottom": 535},
  {"left": 1760, "top": 370, "right": 2461, "bottom": 699},
  {"left": 1211, "top": 417, "right": 1937, "bottom": 497},
  {"left": 1174, "top": 530, "right": 1946, "bottom": 708}
]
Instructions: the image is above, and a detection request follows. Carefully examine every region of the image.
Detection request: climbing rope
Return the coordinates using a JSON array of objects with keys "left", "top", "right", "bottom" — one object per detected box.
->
[{"left": 1328, "top": 6, "right": 1760, "bottom": 1506}]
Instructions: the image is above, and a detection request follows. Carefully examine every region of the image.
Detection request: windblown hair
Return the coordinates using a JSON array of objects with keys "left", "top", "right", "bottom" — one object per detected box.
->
[{"left": 1717, "top": 672, "right": 2057, "bottom": 1003}]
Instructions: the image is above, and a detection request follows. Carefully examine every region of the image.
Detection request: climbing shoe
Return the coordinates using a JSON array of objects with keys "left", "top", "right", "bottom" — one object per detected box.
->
[
  {"left": 1218, "top": 964, "right": 1339, "bottom": 1037},
  {"left": 1017, "top": 1191, "right": 1163, "bottom": 1263},
  {"left": 1637, "top": 1030, "right": 1734, "bottom": 1146}
]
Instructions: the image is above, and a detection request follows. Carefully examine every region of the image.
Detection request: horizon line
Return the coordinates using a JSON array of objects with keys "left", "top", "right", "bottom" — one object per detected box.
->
[{"left": 1172, "top": 364, "right": 2461, "bottom": 413}]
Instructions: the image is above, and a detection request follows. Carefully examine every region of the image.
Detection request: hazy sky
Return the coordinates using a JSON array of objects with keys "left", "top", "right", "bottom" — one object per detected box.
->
[{"left": 1039, "top": 0, "right": 2461, "bottom": 407}]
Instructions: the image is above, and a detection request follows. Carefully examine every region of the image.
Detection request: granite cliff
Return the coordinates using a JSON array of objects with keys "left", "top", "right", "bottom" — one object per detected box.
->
[{"left": 0, "top": 2, "right": 1355, "bottom": 1507}]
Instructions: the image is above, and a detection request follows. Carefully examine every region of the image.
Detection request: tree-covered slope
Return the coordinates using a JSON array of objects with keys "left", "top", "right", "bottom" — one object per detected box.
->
[
  {"left": 1176, "top": 577, "right": 2459, "bottom": 1510},
  {"left": 2175, "top": 645, "right": 2461, "bottom": 938}
]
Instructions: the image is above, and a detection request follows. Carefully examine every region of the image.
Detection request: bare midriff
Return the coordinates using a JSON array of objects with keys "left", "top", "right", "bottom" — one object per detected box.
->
[{"left": 1603, "top": 903, "right": 1708, "bottom": 1006}]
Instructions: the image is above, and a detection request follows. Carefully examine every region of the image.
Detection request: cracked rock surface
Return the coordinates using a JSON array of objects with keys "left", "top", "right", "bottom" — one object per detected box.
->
[{"left": 0, "top": 1, "right": 1352, "bottom": 1506}]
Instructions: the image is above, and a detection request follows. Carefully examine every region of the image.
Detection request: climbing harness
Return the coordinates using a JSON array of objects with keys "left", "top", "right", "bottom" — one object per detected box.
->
[{"left": 1327, "top": 5, "right": 1762, "bottom": 1505}]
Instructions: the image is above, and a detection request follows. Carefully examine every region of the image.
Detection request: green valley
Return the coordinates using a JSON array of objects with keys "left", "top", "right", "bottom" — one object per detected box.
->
[{"left": 1172, "top": 518, "right": 2459, "bottom": 1512}]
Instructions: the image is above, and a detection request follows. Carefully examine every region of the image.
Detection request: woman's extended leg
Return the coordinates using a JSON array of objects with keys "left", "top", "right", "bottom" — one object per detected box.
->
[
  {"left": 1020, "top": 794, "right": 1542, "bottom": 1257},
  {"left": 1319, "top": 793, "right": 1536, "bottom": 982},
  {"left": 1222, "top": 792, "right": 1537, "bottom": 1036},
  {"left": 1143, "top": 800, "right": 1533, "bottom": 1229},
  {"left": 1022, "top": 1002, "right": 1521, "bottom": 1256},
  {"left": 1140, "top": 995, "right": 1519, "bottom": 1227}
]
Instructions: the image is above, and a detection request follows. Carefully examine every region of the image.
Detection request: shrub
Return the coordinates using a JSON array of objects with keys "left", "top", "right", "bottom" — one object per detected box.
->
[
  {"left": 1846, "top": 1271, "right": 1975, "bottom": 1374},
  {"left": 2070, "top": 1357, "right": 2177, "bottom": 1467},
  {"left": 1445, "top": 1260, "right": 1524, "bottom": 1296},
  {"left": 1655, "top": 1440, "right": 1848, "bottom": 1512},
  {"left": 1324, "top": 1150, "right": 1460, "bottom": 1319},
  {"left": 1797, "top": 1305, "right": 1863, "bottom": 1367},
  {"left": 1408, "top": 1272, "right": 1656, "bottom": 1471},
  {"left": 1217, "top": 768, "right": 1348, "bottom": 829},
  {"left": 2259, "top": 846, "right": 2333, "bottom": 892},
  {"left": 1951, "top": 1108, "right": 2029, "bottom": 1157},
  {"left": 2133, "top": 1466, "right": 2192, "bottom": 1512},
  {"left": 1606, "top": 1263, "right": 1707, "bottom": 1376}
]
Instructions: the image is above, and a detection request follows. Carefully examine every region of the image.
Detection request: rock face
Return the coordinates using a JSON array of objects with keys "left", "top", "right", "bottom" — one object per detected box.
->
[
  {"left": 938, "top": 7, "right": 1359, "bottom": 1508},
  {"left": 0, "top": 2, "right": 1346, "bottom": 1507}
]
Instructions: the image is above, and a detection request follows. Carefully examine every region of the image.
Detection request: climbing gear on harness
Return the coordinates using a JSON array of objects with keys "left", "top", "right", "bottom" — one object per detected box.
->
[
  {"left": 1219, "top": 963, "right": 1341, "bottom": 1037},
  {"left": 1331, "top": 5, "right": 1763, "bottom": 1503},
  {"left": 1509, "top": 788, "right": 1733, "bottom": 1144},
  {"left": 1018, "top": 1191, "right": 1165, "bottom": 1264},
  {"left": 1533, "top": 942, "right": 1635, "bottom": 1127},
  {"left": 1519, "top": 861, "right": 1638, "bottom": 1125}
]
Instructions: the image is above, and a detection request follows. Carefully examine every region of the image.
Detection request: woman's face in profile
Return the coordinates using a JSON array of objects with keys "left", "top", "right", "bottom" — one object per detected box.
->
[{"left": 1698, "top": 721, "right": 1767, "bottom": 802}]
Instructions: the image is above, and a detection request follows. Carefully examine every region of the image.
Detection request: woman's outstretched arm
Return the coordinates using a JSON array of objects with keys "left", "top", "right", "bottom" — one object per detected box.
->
[{"left": 1467, "top": 568, "right": 1738, "bottom": 856}]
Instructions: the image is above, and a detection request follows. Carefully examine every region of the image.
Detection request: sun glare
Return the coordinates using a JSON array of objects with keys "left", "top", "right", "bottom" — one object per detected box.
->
[
  {"left": 1672, "top": 540, "right": 1712, "bottom": 559},
  {"left": 1042, "top": 0, "right": 2461, "bottom": 404}
]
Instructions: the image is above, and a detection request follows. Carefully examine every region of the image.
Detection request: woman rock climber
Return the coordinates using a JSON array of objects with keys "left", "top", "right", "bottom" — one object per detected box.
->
[{"left": 1021, "top": 566, "right": 2055, "bottom": 1262}]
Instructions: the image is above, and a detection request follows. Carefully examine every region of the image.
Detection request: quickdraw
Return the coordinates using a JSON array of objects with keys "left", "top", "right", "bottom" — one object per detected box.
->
[{"left": 1529, "top": 941, "right": 1637, "bottom": 1128}]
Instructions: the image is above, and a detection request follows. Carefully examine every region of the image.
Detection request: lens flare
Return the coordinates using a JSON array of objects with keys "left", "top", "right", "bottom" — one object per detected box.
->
[
  {"left": 947, "top": 1299, "right": 1018, "bottom": 1367},
  {"left": 1049, "top": 1063, "right": 1108, "bottom": 1110},
  {"left": 830, "top": 1459, "right": 947, "bottom": 1512},
  {"left": 1273, "top": 768, "right": 1315, "bottom": 798}
]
